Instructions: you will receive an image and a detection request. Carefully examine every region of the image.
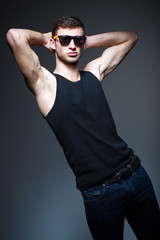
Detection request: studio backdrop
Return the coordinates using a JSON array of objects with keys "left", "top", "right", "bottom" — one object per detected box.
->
[{"left": 1, "top": 0, "right": 160, "bottom": 239}]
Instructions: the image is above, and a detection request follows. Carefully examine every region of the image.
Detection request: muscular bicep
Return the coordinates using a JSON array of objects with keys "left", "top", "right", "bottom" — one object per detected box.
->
[
  {"left": 12, "top": 43, "right": 43, "bottom": 92},
  {"left": 84, "top": 40, "right": 136, "bottom": 82},
  {"left": 7, "top": 30, "right": 43, "bottom": 93},
  {"left": 99, "top": 40, "right": 136, "bottom": 81}
]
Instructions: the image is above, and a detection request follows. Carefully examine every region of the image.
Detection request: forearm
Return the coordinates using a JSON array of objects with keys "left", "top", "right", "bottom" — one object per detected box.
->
[
  {"left": 7, "top": 28, "right": 51, "bottom": 48},
  {"left": 85, "top": 31, "right": 138, "bottom": 48}
]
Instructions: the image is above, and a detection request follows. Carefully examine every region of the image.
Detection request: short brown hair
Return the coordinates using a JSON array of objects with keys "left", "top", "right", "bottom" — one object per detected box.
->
[{"left": 52, "top": 16, "right": 85, "bottom": 37}]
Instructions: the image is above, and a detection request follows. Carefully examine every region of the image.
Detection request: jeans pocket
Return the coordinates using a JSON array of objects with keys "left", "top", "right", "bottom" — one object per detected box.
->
[{"left": 81, "top": 185, "right": 106, "bottom": 203}]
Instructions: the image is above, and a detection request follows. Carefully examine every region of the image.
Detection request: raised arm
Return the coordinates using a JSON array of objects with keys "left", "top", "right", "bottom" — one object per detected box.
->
[
  {"left": 6, "top": 29, "right": 52, "bottom": 93},
  {"left": 84, "top": 31, "right": 138, "bottom": 82}
]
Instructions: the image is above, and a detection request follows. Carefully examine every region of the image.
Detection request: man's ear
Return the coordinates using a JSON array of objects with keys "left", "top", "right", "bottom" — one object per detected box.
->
[
  {"left": 50, "top": 38, "right": 56, "bottom": 52},
  {"left": 83, "top": 37, "right": 87, "bottom": 50},
  {"left": 83, "top": 36, "right": 88, "bottom": 50},
  {"left": 83, "top": 43, "right": 86, "bottom": 51}
]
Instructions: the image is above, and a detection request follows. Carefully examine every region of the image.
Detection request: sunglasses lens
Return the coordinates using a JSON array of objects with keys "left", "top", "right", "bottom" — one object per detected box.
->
[
  {"left": 74, "top": 36, "right": 86, "bottom": 46},
  {"left": 59, "top": 36, "right": 71, "bottom": 46}
]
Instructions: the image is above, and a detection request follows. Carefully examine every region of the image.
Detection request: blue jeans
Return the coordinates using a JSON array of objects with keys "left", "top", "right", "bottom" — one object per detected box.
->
[{"left": 81, "top": 164, "right": 160, "bottom": 240}]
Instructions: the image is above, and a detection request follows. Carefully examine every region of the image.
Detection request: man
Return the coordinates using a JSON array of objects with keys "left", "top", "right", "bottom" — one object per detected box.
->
[{"left": 7, "top": 16, "right": 159, "bottom": 239}]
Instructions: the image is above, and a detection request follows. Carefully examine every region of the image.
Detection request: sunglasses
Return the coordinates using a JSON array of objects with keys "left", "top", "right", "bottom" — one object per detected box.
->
[{"left": 53, "top": 35, "right": 86, "bottom": 47}]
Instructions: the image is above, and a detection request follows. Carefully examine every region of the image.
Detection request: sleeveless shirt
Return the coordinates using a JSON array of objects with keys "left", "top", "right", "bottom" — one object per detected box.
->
[{"left": 45, "top": 71, "right": 133, "bottom": 190}]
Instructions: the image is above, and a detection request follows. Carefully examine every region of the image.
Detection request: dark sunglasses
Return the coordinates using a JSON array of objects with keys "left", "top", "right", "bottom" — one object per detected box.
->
[{"left": 53, "top": 35, "right": 86, "bottom": 46}]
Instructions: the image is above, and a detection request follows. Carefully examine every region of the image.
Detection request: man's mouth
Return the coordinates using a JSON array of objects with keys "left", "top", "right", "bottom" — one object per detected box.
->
[{"left": 68, "top": 52, "right": 77, "bottom": 57}]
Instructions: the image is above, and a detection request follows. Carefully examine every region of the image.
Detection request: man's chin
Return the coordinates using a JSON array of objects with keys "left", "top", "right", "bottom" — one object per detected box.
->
[
  {"left": 68, "top": 58, "right": 79, "bottom": 64},
  {"left": 65, "top": 56, "right": 80, "bottom": 64}
]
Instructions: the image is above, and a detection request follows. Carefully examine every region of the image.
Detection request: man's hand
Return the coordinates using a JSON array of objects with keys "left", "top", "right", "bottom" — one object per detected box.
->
[{"left": 43, "top": 32, "right": 54, "bottom": 53}]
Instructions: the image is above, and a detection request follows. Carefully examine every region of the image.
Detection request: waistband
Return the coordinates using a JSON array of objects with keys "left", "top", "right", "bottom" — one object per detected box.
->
[{"left": 104, "top": 155, "right": 141, "bottom": 185}]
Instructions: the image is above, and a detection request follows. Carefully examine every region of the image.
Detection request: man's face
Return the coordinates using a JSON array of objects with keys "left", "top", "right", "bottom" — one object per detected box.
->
[{"left": 52, "top": 27, "right": 86, "bottom": 64}]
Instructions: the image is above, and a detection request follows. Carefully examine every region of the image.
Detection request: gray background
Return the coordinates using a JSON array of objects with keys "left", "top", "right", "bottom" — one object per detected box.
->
[{"left": 1, "top": 0, "right": 160, "bottom": 239}]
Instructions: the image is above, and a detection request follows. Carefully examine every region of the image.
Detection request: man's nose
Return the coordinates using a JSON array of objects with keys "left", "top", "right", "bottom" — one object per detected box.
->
[{"left": 69, "top": 39, "right": 76, "bottom": 49}]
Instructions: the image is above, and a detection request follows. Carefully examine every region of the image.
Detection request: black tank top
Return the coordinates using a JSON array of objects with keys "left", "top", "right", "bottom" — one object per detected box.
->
[{"left": 45, "top": 71, "right": 133, "bottom": 190}]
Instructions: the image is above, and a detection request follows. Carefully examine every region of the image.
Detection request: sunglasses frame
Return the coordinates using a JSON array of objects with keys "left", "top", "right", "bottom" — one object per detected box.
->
[{"left": 53, "top": 35, "right": 86, "bottom": 47}]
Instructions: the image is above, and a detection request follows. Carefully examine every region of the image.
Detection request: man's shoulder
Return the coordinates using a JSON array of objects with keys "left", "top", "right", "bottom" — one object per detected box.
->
[
  {"left": 80, "top": 70, "right": 101, "bottom": 85},
  {"left": 82, "top": 69, "right": 101, "bottom": 82},
  {"left": 83, "top": 59, "right": 101, "bottom": 82}
]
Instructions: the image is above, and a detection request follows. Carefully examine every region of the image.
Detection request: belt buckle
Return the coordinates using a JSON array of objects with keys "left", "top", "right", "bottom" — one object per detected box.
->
[{"left": 116, "top": 168, "right": 125, "bottom": 183}]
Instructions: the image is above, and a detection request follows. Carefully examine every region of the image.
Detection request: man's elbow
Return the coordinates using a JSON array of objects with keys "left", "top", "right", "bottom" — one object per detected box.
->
[
  {"left": 6, "top": 29, "right": 26, "bottom": 48},
  {"left": 131, "top": 31, "right": 139, "bottom": 44},
  {"left": 7, "top": 29, "right": 19, "bottom": 46}
]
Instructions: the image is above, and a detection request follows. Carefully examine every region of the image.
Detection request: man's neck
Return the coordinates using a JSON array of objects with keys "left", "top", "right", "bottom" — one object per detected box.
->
[{"left": 54, "top": 60, "right": 80, "bottom": 82}]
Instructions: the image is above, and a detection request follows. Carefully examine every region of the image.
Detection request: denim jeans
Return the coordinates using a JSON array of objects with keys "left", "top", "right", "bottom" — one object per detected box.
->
[{"left": 81, "top": 164, "right": 160, "bottom": 240}]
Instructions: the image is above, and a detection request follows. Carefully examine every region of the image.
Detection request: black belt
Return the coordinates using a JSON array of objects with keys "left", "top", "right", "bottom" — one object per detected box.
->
[{"left": 105, "top": 155, "right": 141, "bottom": 184}]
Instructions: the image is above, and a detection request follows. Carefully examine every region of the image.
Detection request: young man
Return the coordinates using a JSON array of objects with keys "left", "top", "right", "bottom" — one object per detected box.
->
[{"left": 7, "top": 16, "right": 159, "bottom": 239}]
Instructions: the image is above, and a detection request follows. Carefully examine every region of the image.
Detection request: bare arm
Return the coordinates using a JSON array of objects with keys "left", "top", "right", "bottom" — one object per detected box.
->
[
  {"left": 84, "top": 31, "right": 138, "bottom": 81},
  {"left": 6, "top": 29, "right": 52, "bottom": 93}
]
